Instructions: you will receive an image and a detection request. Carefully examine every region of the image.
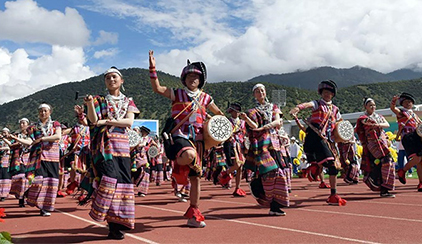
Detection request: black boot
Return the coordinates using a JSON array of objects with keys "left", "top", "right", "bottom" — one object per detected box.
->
[
  {"left": 107, "top": 223, "right": 125, "bottom": 240},
  {"left": 269, "top": 201, "right": 286, "bottom": 216},
  {"left": 19, "top": 198, "right": 25, "bottom": 208}
]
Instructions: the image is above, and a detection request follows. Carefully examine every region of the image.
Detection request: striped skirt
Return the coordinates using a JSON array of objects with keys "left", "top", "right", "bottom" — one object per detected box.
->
[
  {"left": 137, "top": 171, "right": 150, "bottom": 195},
  {"left": 27, "top": 177, "right": 59, "bottom": 211},
  {"left": 344, "top": 163, "right": 359, "bottom": 183},
  {"left": 381, "top": 157, "right": 395, "bottom": 190},
  {"left": 89, "top": 175, "right": 135, "bottom": 229},
  {"left": 26, "top": 161, "right": 59, "bottom": 211},
  {"left": 10, "top": 173, "right": 28, "bottom": 199},
  {"left": 0, "top": 179, "right": 11, "bottom": 198},
  {"left": 256, "top": 168, "right": 289, "bottom": 208}
]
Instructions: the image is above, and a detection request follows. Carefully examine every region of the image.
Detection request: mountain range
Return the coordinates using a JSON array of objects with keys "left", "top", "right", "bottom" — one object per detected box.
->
[{"left": 248, "top": 66, "right": 422, "bottom": 90}]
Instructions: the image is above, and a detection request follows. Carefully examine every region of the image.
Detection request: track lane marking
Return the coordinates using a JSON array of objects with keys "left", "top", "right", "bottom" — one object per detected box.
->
[
  {"left": 136, "top": 204, "right": 379, "bottom": 244},
  {"left": 56, "top": 210, "right": 159, "bottom": 244}
]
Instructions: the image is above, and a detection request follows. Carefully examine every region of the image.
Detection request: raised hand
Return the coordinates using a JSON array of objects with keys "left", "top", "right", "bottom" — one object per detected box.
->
[
  {"left": 74, "top": 105, "right": 84, "bottom": 114},
  {"left": 83, "top": 95, "right": 93, "bottom": 104},
  {"left": 149, "top": 50, "right": 156, "bottom": 68},
  {"left": 391, "top": 95, "right": 399, "bottom": 104}
]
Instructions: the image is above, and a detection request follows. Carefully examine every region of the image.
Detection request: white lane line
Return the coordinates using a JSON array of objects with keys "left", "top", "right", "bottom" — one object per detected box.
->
[
  {"left": 205, "top": 199, "right": 422, "bottom": 223},
  {"left": 136, "top": 205, "right": 379, "bottom": 244},
  {"left": 291, "top": 208, "right": 422, "bottom": 223},
  {"left": 56, "top": 210, "right": 159, "bottom": 244},
  {"left": 290, "top": 195, "right": 422, "bottom": 207}
]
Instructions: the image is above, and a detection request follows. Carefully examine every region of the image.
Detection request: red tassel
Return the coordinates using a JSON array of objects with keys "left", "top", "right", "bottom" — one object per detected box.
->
[{"left": 184, "top": 206, "right": 205, "bottom": 222}]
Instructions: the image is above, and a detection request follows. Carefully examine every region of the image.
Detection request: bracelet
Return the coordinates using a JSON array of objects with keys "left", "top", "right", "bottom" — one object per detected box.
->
[{"left": 149, "top": 68, "right": 157, "bottom": 79}]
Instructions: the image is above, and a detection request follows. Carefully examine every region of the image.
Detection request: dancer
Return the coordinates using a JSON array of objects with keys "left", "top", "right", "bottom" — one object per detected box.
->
[
  {"left": 356, "top": 98, "right": 395, "bottom": 197},
  {"left": 84, "top": 67, "right": 139, "bottom": 239},
  {"left": 18, "top": 104, "right": 62, "bottom": 216},
  {"left": 149, "top": 50, "right": 224, "bottom": 228},
  {"left": 290, "top": 80, "right": 346, "bottom": 205},
  {"left": 245, "top": 83, "right": 289, "bottom": 216},
  {"left": 8, "top": 118, "right": 31, "bottom": 207},
  {"left": 222, "top": 102, "right": 247, "bottom": 196},
  {"left": 132, "top": 126, "right": 154, "bottom": 197},
  {"left": 0, "top": 128, "right": 11, "bottom": 202},
  {"left": 391, "top": 93, "right": 422, "bottom": 191},
  {"left": 278, "top": 123, "right": 293, "bottom": 193},
  {"left": 66, "top": 114, "right": 90, "bottom": 196}
]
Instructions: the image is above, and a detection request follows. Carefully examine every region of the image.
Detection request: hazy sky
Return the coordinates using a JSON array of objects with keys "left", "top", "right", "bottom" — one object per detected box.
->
[{"left": 1, "top": 0, "right": 422, "bottom": 103}]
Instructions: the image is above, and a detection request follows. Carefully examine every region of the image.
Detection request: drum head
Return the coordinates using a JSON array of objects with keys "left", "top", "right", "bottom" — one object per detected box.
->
[
  {"left": 207, "top": 115, "right": 233, "bottom": 142},
  {"left": 128, "top": 129, "right": 141, "bottom": 147},
  {"left": 336, "top": 121, "right": 354, "bottom": 141},
  {"left": 148, "top": 145, "right": 159, "bottom": 158}
]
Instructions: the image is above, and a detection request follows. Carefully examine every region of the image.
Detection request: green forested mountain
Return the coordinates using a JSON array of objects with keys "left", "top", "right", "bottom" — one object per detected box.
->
[
  {"left": 1, "top": 67, "right": 421, "bottom": 130},
  {"left": 248, "top": 66, "right": 422, "bottom": 90}
]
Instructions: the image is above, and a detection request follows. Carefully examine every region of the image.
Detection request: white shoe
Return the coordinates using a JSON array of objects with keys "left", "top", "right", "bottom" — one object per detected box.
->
[
  {"left": 269, "top": 209, "right": 286, "bottom": 216},
  {"left": 408, "top": 174, "right": 413, "bottom": 178},
  {"left": 174, "top": 192, "right": 182, "bottom": 198},
  {"left": 40, "top": 210, "right": 51, "bottom": 216},
  {"left": 138, "top": 193, "right": 146, "bottom": 197},
  {"left": 187, "top": 218, "right": 206, "bottom": 228},
  {"left": 178, "top": 197, "right": 187, "bottom": 202}
]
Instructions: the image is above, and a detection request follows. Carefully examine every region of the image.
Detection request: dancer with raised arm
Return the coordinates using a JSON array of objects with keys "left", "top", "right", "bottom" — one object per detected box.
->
[{"left": 149, "top": 50, "right": 224, "bottom": 228}]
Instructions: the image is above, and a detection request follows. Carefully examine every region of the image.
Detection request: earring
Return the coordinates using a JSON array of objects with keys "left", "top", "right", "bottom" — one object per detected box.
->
[{"left": 121, "top": 84, "right": 126, "bottom": 92}]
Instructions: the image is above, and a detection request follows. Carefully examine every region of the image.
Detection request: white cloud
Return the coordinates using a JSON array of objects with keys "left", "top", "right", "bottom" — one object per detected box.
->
[
  {"left": 0, "top": 0, "right": 98, "bottom": 104},
  {"left": 92, "top": 30, "right": 119, "bottom": 45},
  {"left": 93, "top": 48, "right": 119, "bottom": 59},
  {"left": 0, "top": 0, "right": 90, "bottom": 47},
  {"left": 0, "top": 46, "right": 95, "bottom": 104},
  {"left": 84, "top": 0, "right": 422, "bottom": 82}
]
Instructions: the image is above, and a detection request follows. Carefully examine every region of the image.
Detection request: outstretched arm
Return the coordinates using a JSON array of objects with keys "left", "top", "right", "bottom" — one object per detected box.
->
[
  {"left": 290, "top": 101, "right": 314, "bottom": 117},
  {"left": 149, "top": 50, "right": 172, "bottom": 99}
]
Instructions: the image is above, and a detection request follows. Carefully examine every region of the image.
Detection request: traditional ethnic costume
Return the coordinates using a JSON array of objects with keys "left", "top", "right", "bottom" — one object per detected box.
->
[
  {"left": 223, "top": 112, "right": 247, "bottom": 196},
  {"left": 245, "top": 88, "right": 289, "bottom": 216},
  {"left": 150, "top": 143, "right": 164, "bottom": 186},
  {"left": 212, "top": 145, "right": 228, "bottom": 187},
  {"left": 162, "top": 61, "right": 212, "bottom": 228},
  {"left": 338, "top": 140, "right": 359, "bottom": 184},
  {"left": 355, "top": 100, "right": 395, "bottom": 197},
  {"left": 88, "top": 93, "right": 139, "bottom": 232},
  {"left": 26, "top": 118, "right": 61, "bottom": 215},
  {"left": 395, "top": 93, "right": 422, "bottom": 191},
  {"left": 300, "top": 80, "right": 346, "bottom": 205},
  {"left": 132, "top": 129, "right": 152, "bottom": 197},
  {"left": 278, "top": 127, "right": 292, "bottom": 193},
  {"left": 0, "top": 139, "right": 11, "bottom": 201},
  {"left": 169, "top": 86, "right": 213, "bottom": 225},
  {"left": 9, "top": 130, "right": 30, "bottom": 207}
]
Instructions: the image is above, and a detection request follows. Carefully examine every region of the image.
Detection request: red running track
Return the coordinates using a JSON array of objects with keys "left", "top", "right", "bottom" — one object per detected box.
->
[{"left": 1, "top": 178, "right": 422, "bottom": 243}]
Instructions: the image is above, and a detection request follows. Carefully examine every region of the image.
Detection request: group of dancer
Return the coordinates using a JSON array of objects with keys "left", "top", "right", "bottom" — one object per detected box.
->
[{"left": 0, "top": 50, "right": 421, "bottom": 240}]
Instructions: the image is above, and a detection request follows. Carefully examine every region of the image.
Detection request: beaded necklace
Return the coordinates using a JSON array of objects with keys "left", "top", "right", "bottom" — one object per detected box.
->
[{"left": 105, "top": 93, "right": 129, "bottom": 120}]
